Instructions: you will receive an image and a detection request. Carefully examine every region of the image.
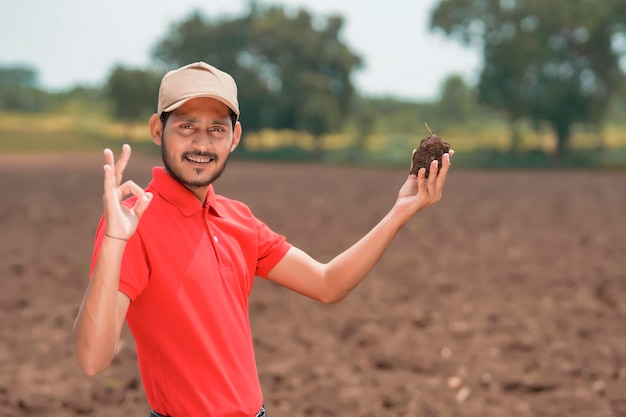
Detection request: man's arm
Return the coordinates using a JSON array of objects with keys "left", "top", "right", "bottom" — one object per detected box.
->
[
  {"left": 73, "top": 145, "right": 152, "bottom": 375},
  {"left": 267, "top": 153, "right": 452, "bottom": 304},
  {"left": 73, "top": 242, "right": 131, "bottom": 376}
]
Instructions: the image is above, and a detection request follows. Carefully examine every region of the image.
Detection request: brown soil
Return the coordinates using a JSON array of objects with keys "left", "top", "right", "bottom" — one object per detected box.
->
[
  {"left": 1, "top": 153, "right": 625, "bottom": 417},
  {"left": 410, "top": 128, "right": 450, "bottom": 178}
]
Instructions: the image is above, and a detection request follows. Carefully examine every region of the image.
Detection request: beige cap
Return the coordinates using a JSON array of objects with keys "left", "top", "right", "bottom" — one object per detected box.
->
[{"left": 157, "top": 61, "right": 239, "bottom": 117}]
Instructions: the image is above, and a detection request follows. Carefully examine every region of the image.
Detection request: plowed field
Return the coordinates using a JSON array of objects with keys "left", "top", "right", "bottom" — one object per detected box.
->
[{"left": 1, "top": 153, "right": 625, "bottom": 417}]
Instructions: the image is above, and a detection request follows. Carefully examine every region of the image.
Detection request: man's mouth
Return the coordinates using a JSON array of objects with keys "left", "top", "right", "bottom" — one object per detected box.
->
[{"left": 185, "top": 154, "right": 216, "bottom": 164}]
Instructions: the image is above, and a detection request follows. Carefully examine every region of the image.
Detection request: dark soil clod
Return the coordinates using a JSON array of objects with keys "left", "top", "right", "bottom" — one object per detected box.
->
[{"left": 410, "top": 124, "right": 450, "bottom": 178}]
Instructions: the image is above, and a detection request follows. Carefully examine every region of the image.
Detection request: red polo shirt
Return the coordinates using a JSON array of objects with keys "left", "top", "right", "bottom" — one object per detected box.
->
[{"left": 89, "top": 167, "right": 291, "bottom": 417}]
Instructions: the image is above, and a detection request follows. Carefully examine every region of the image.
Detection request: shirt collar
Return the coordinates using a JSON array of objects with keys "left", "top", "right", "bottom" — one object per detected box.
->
[{"left": 149, "top": 167, "right": 223, "bottom": 217}]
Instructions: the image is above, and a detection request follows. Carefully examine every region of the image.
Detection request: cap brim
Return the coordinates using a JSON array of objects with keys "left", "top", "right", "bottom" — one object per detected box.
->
[{"left": 161, "top": 94, "right": 239, "bottom": 117}]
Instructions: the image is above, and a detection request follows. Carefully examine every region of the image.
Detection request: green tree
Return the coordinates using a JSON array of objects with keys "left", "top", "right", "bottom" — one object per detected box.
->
[
  {"left": 0, "top": 65, "right": 51, "bottom": 112},
  {"left": 437, "top": 75, "right": 473, "bottom": 125},
  {"left": 0, "top": 66, "right": 37, "bottom": 87},
  {"left": 104, "top": 65, "right": 161, "bottom": 121},
  {"left": 431, "top": 0, "right": 626, "bottom": 158},
  {"left": 151, "top": 4, "right": 362, "bottom": 154}
]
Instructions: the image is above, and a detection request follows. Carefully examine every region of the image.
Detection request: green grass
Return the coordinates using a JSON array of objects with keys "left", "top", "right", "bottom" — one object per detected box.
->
[
  {"left": 1, "top": 111, "right": 625, "bottom": 169},
  {"left": 0, "top": 130, "right": 156, "bottom": 153},
  {"left": 0, "top": 111, "right": 153, "bottom": 153}
]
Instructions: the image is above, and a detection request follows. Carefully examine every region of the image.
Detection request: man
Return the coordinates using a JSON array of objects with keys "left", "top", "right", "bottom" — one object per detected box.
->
[{"left": 73, "top": 61, "right": 452, "bottom": 417}]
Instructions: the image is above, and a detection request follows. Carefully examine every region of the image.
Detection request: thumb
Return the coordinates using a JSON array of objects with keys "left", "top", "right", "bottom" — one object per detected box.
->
[
  {"left": 132, "top": 192, "right": 153, "bottom": 217},
  {"left": 409, "top": 148, "right": 417, "bottom": 174}
]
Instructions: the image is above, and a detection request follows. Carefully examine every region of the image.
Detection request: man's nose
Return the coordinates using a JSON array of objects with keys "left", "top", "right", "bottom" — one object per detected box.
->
[{"left": 192, "top": 129, "right": 216, "bottom": 148}]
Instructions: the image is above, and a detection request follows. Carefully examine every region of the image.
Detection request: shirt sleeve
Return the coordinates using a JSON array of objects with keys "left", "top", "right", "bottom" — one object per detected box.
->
[
  {"left": 89, "top": 215, "right": 150, "bottom": 301},
  {"left": 254, "top": 217, "right": 291, "bottom": 278}
]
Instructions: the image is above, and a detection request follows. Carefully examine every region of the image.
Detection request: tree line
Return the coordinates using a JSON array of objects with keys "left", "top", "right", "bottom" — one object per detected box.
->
[{"left": 2, "top": 0, "right": 625, "bottom": 159}]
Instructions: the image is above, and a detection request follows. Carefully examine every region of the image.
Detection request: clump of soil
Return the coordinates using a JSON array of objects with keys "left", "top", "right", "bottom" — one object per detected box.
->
[{"left": 410, "top": 124, "right": 450, "bottom": 178}]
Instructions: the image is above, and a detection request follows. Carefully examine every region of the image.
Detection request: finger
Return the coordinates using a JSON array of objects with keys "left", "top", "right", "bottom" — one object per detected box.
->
[
  {"left": 131, "top": 192, "right": 153, "bottom": 218},
  {"left": 436, "top": 153, "right": 452, "bottom": 188},
  {"left": 449, "top": 149, "right": 455, "bottom": 157},
  {"left": 103, "top": 148, "right": 114, "bottom": 167},
  {"left": 426, "top": 165, "right": 438, "bottom": 201},
  {"left": 102, "top": 164, "right": 121, "bottom": 216},
  {"left": 416, "top": 167, "right": 428, "bottom": 196},
  {"left": 409, "top": 148, "right": 417, "bottom": 173},
  {"left": 115, "top": 144, "right": 131, "bottom": 186},
  {"left": 103, "top": 148, "right": 117, "bottom": 193},
  {"left": 426, "top": 160, "right": 439, "bottom": 195},
  {"left": 118, "top": 180, "right": 146, "bottom": 201},
  {"left": 103, "top": 163, "right": 117, "bottom": 195}
]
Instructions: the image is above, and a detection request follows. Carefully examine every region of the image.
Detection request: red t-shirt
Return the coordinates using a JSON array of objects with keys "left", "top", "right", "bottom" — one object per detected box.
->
[{"left": 90, "top": 167, "right": 291, "bottom": 417}]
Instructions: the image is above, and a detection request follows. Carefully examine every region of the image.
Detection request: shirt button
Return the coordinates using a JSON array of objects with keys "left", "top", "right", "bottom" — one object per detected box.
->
[{"left": 213, "top": 235, "right": 219, "bottom": 243}]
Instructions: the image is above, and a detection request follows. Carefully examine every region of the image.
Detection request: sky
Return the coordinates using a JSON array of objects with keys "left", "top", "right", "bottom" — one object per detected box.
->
[{"left": 0, "top": 0, "right": 482, "bottom": 101}]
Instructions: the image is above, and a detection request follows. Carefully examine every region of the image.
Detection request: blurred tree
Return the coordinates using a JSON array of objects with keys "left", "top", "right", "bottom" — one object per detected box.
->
[
  {"left": 0, "top": 65, "right": 52, "bottom": 112},
  {"left": 348, "top": 97, "right": 377, "bottom": 156},
  {"left": 104, "top": 65, "right": 161, "bottom": 121},
  {"left": 52, "top": 86, "right": 107, "bottom": 115},
  {"left": 57, "top": 86, "right": 102, "bottom": 101},
  {"left": 431, "top": 0, "right": 626, "bottom": 158},
  {"left": 0, "top": 66, "right": 38, "bottom": 87},
  {"left": 361, "top": 97, "right": 439, "bottom": 134},
  {"left": 437, "top": 75, "right": 473, "bottom": 125},
  {"left": 151, "top": 3, "right": 362, "bottom": 155}
]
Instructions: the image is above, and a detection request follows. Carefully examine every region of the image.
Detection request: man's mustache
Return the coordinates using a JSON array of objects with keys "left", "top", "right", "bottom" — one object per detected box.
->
[{"left": 183, "top": 151, "right": 219, "bottom": 161}]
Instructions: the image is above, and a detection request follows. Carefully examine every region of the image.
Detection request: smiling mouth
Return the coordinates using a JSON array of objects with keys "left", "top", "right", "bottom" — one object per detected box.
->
[{"left": 185, "top": 155, "right": 215, "bottom": 164}]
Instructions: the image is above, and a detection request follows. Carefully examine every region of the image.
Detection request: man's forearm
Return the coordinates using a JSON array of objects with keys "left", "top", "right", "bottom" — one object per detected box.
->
[
  {"left": 321, "top": 205, "right": 408, "bottom": 303},
  {"left": 73, "top": 238, "right": 128, "bottom": 375}
]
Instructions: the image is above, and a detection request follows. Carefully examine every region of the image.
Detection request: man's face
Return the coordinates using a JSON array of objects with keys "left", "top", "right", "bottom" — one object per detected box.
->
[{"left": 157, "top": 98, "right": 240, "bottom": 193}]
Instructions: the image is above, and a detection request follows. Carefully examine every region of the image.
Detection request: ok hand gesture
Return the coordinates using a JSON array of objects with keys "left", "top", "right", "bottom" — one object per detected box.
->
[{"left": 102, "top": 144, "right": 153, "bottom": 242}]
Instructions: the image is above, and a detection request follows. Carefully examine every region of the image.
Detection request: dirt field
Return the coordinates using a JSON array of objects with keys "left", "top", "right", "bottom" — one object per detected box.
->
[{"left": 1, "top": 152, "right": 625, "bottom": 417}]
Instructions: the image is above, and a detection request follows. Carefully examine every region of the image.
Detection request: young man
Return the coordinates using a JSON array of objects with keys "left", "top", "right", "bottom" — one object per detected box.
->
[{"left": 73, "top": 61, "right": 453, "bottom": 417}]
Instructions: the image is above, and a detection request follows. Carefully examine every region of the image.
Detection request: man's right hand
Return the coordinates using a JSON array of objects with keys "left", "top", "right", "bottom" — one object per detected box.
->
[
  {"left": 102, "top": 144, "right": 153, "bottom": 241},
  {"left": 73, "top": 144, "right": 150, "bottom": 376}
]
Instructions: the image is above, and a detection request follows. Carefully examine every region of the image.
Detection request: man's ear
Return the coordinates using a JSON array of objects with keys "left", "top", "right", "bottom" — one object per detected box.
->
[
  {"left": 149, "top": 114, "right": 162, "bottom": 145},
  {"left": 230, "top": 121, "right": 242, "bottom": 152}
]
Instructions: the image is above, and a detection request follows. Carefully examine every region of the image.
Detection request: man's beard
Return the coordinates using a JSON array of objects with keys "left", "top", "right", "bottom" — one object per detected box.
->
[{"left": 161, "top": 134, "right": 231, "bottom": 189}]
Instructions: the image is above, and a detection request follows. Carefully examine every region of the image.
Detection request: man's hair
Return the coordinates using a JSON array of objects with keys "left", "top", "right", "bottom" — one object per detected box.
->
[
  {"left": 159, "top": 112, "right": 171, "bottom": 127},
  {"left": 159, "top": 110, "right": 238, "bottom": 129}
]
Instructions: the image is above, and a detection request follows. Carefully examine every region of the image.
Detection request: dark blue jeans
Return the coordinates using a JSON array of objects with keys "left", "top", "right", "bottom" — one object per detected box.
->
[{"left": 151, "top": 405, "right": 266, "bottom": 417}]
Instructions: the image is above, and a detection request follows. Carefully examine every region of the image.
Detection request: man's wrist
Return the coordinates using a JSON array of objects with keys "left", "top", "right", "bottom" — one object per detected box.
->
[{"left": 104, "top": 232, "right": 129, "bottom": 242}]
